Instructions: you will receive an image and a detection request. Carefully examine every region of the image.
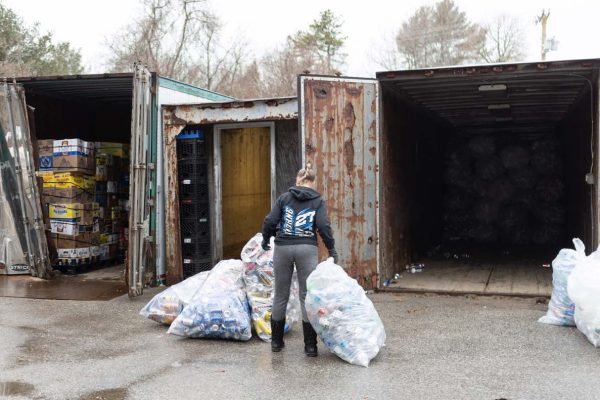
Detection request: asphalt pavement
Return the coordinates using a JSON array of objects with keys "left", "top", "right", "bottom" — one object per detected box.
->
[{"left": 0, "top": 290, "right": 599, "bottom": 400}]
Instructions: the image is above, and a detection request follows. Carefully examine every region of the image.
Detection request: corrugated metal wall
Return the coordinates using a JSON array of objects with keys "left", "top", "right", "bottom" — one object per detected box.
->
[{"left": 300, "top": 77, "right": 379, "bottom": 289}]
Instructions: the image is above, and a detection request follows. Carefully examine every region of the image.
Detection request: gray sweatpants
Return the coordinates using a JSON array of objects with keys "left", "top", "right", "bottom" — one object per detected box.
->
[{"left": 271, "top": 244, "right": 318, "bottom": 322}]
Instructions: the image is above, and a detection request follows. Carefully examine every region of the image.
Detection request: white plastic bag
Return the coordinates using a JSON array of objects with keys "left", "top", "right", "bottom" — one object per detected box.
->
[
  {"left": 168, "top": 260, "right": 252, "bottom": 341},
  {"left": 241, "top": 233, "right": 300, "bottom": 342},
  {"left": 568, "top": 247, "right": 600, "bottom": 347},
  {"left": 139, "top": 271, "right": 209, "bottom": 325},
  {"left": 305, "top": 258, "right": 386, "bottom": 367},
  {"left": 538, "top": 238, "right": 585, "bottom": 326}
]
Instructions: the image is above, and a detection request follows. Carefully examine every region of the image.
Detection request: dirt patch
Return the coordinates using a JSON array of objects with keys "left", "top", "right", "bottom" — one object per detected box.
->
[
  {"left": 0, "top": 381, "right": 35, "bottom": 396},
  {"left": 79, "top": 387, "right": 127, "bottom": 400}
]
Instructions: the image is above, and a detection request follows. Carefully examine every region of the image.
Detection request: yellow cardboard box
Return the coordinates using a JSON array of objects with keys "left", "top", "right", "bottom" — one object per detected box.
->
[
  {"left": 53, "top": 173, "right": 95, "bottom": 190},
  {"left": 95, "top": 142, "right": 130, "bottom": 159}
]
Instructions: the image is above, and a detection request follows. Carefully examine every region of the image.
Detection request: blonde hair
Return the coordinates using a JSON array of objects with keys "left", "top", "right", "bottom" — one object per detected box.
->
[{"left": 296, "top": 162, "right": 316, "bottom": 186}]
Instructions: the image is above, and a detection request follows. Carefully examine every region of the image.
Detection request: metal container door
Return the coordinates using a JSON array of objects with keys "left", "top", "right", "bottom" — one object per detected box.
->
[
  {"left": 0, "top": 82, "right": 51, "bottom": 278},
  {"left": 299, "top": 76, "right": 379, "bottom": 289},
  {"left": 128, "top": 64, "right": 153, "bottom": 297}
]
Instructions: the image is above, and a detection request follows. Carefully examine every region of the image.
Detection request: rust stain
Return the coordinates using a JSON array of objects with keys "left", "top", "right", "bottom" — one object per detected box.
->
[
  {"left": 343, "top": 102, "right": 356, "bottom": 127},
  {"left": 324, "top": 117, "right": 334, "bottom": 132},
  {"left": 343, "top": 133, "right": 355, "bottom": 174},
  {"left": 346, "top": 87, "right": 362, "bottom": 97},
  {"left": 164, "top": 123, "right": 185, "bottom": 284}
]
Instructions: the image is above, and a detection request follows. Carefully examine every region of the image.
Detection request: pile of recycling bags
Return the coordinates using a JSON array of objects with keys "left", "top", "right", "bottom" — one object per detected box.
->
[
  {"left": 140, "top": 233, "right": 300, "bottom": 343},
  {"left": 242, "top": 233, "right": 300, "bottom": 342},
  {"left": 540, "top": 238, "right": 600, "bottom": 347},
  {"left": 139, "top": 271, "right": 209, "bottom": 325},
  {"left": 139, "top": 234, "right": 387, "bottom": 366},
  {"left": 168, "top": 259, "right": 252, "bottom": 340},
  {"left": 305, "top": 258, "right": 386, "bottom": 367}
]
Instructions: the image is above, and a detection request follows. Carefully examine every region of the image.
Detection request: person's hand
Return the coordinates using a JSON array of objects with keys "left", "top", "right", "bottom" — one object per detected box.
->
[
  {"left": 328, "top": 248, "right": 338, "bottom": 264},
  {"left": 261, "top": 240, "right": 271, "bottom": 251}
]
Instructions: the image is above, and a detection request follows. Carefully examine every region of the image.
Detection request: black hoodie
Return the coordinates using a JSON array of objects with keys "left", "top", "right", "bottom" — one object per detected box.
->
[{"left": 262, "top": 186, "right": 335, "bottom": 250}]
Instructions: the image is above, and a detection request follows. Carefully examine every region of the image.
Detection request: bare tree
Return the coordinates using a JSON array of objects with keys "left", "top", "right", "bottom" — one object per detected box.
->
[
  {"left": 396, "top": 0, "right": 486, "bottom": 69},
  {"left": 479, "top": 15, "right": 526, "bottom": 63},
  {"left": 107, "top": 0, "right": 246, "bottom": 92},
  {"left": 371, "top": 31, "right": 404, "bottom": 71}
]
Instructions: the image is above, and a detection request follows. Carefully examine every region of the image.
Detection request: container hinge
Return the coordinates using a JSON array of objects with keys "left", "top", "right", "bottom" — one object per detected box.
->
[
  {"left": 374, "top": 165, "right": 379, "bottom": 173},
  {"left": 147, "top": 163, "right": 155, "bottom": 170}
]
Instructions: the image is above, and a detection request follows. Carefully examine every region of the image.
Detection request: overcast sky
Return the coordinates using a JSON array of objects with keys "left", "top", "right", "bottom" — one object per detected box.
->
[{"left": 4, "top": 0, "right": 600, "bottom": 77}]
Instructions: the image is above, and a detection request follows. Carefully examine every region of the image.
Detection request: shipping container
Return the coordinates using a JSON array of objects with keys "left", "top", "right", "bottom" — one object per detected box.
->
[
  {"left": 1, "top": 65, "right": 231, "bottom": 297},
  {"left": 162, "top": 97, "right": 299, "bottom": 283},
  {"left": 162, "top": 59, "right": 599, "bottom": 294},
  {"left": 373, "top": 59, "right": 599, "bottom": 294}
]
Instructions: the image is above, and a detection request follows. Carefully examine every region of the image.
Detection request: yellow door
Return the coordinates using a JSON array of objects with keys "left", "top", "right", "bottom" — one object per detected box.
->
[{"left": 221, "top": 127, "right": 271, "bottom": 259}]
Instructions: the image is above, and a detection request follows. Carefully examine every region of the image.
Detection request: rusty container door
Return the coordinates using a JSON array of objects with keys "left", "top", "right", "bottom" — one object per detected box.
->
[{"left": 299, "top": 76, "right": 379, "bottom": 289}]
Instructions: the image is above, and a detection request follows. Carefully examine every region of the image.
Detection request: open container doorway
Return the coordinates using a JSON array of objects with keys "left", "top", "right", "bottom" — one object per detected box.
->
[
  {"left": 0, "top": 69, "right": 230, "bottom": 300},
  {"left": 376, "top": 60, "right": 599, "bottom": 296},
  {"left": 214, "top": 122, "right": 275, "bottom": 259}
]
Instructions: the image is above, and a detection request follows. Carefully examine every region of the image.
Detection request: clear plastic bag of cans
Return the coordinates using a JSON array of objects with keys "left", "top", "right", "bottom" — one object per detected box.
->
[
  {"left": 139, "top": 271, "right": 210, "bottom": 325},
  {"left": 305, "top": 258, "right": 386, "bottom": 367},
  {"left": 539, "top": 238, "right": 585, "bottom": 326},
  {"left": 568, "top": 245, "right": 600, "bottom": 347},
  {"left": 241, "top": 233, "right": 300, "bottom": 342},
  {"left": 168, "top": 260, "right": 252, "bottom": 341}
]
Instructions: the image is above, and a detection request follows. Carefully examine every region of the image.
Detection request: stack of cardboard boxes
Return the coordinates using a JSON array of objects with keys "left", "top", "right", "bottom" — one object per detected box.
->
[
  {"left": 94, "top": 142, "right": 130, "bottom": 263},
  {"left": 36, "top": 139, "right": 130, "bottom": 268},
  {"left": 38, "top": 139, "right": 99, "bottom": 266}
]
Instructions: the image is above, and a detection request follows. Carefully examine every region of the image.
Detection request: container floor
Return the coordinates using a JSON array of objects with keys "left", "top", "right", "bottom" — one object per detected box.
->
[
  {"left": 382, "top": 246, "right": 553, "bottom": 297},
  {"left": 0, "top": 264, "right": 126, "bottom": 301}
]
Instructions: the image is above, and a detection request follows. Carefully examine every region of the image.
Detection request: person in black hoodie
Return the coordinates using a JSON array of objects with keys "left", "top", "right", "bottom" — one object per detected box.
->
[{"left": 262, "top": 162, "right": 338, "bottom": 356}]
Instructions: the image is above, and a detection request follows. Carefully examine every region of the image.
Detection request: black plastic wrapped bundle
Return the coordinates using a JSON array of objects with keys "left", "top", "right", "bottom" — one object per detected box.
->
[
  {"left": 531, "top": 138, "right": 563, "bottom": 176},
  {"left": 474, "top": 201, "right": 500, "bottom": 224},
  {"left": 533, "top": 202, "right": 566, "bottom": 225},
  {"left": 475, "top": 156, "right": 504, "bottom": 181},
  {"left": 443, "top": 210, "right": 475, "bottom": 240},
  {"left": 532, "top": 224, "right": 563, "bottom": 245},
  {"left": 443, "top": 165, "right": 472, "bottom": 189},
  {"left": 485, "top": 177, "right": 515, "bottom": 203},
  {"left": 535, "top": 177, "right": 566, "bottom": 203},
  {"left": 498, "top": 204, "right": 529, "bottom": 231},
  {"left": 468, "top": 224, "right": 498, "bottom": 243},
  {"left": 505, "top": 226, "right": 531, "bottom": 245},
  {"left": 468, "top": 136, "right": 496, "bottom": 158},
  {"left": 500, "top": 145, "right": 531, "bottom": 170},
  {"left": 470, "top": 178, "right": 488, "bottom": 198},
  {"left": 446, "top": 147, "right": 472, "bottom": 169},
  {"left": 443, "top": 188, "right": 472, "bottom": 211},
  {"left": 509, "top": 168, "right": 537, "bottom": 190}
]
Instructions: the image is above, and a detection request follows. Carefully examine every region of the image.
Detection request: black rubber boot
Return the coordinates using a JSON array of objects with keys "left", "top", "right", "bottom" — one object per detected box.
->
[
  {"left": 271, "top": 319, "right": 285, "bottom": 352},
  {"left": 303, "top": 321, "right": 318, "bottom": 357}
]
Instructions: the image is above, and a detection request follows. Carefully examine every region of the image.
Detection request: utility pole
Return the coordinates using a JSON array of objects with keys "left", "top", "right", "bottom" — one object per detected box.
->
[{"left": 536, "top": 10, "right": 550, "bottom": 60}]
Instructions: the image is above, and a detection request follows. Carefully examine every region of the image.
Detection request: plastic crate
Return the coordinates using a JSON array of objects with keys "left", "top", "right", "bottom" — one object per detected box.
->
[
  {"left": 181, "top": 241, "right": 212, "bottom": 258},
  {"left": 178, "top": 162, "right": 208, "bottom": 184},
  {"left": 180, "top": 220, "right": 210, "bottom": 242},
  {"left": 177, "top": 139, "right": 207, "bottom": 160},
  {"left": 179, "top": 201, "right": 209, "bottom": 220},
  {"left": 179, "top": 182, "right": 209, "bottom": 202},
  {"left": 182, "top": 257, "right": 213, "bottom": 279}
]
